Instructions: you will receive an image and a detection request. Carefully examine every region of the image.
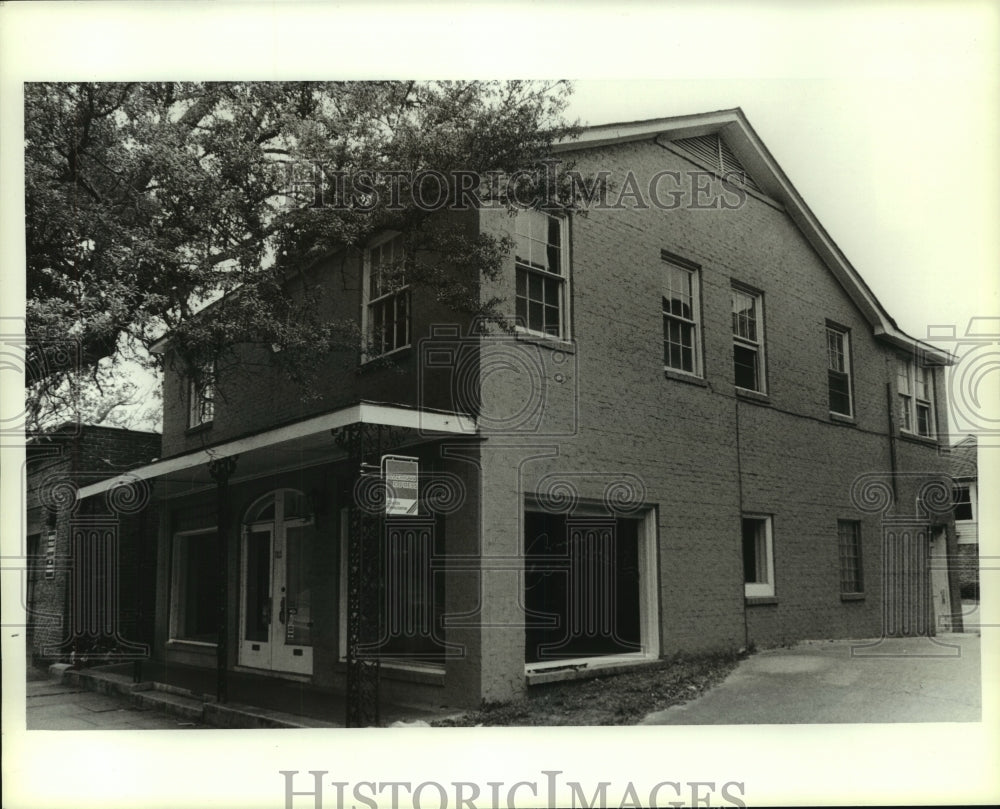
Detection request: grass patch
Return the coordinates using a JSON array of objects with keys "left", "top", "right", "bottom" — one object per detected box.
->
[{"left": 433, "top": 651, "right": 743, "bottom": 726}]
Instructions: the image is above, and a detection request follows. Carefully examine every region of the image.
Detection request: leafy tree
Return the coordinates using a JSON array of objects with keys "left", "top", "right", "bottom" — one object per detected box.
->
[{"left": 24, "top": 80, "right": 583, "bottom": 431}]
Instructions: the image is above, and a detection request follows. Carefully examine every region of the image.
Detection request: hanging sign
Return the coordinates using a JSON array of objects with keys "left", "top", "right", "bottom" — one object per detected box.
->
[{"left": 382, "top": 455, "right": 419, "bottom": 516}]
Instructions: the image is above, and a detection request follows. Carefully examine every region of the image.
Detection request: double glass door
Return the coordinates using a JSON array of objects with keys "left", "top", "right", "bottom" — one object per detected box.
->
[{"left": 239, "top": 492, "right": 314, "bottom": 674}]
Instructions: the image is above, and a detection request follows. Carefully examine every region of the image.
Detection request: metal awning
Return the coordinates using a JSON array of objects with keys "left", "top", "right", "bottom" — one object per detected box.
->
[{"left": 75, "top": 402, "right": 477, "bottom": 501}]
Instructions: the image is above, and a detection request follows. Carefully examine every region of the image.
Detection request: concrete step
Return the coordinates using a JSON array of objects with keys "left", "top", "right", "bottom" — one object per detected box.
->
[
  {"left": 131, "top": 690, "right": 205, "bottom": 721},
  {"left": 204, "top": 701, "right": 340, "bottom": 729},
  {"left": 48, "top": 663, "right": 342, "bottom": 728}
]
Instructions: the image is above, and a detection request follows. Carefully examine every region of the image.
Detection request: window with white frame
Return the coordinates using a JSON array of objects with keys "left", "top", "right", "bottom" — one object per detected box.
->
[
  {"left": 514, "top": 210, "right": 568, "bottom": 338},
  {"left": 170, "top": 529, "right": 220, "bottom": 643},
  {"left": 523, "top": 506, "right": 658, "bottom": 667},
  {"left": 827, "top": 325, "right": 853, "bottom": 416},
  {"left": 338, "top": 509, "right": 446, "bottom": 665},
  {"left": 897, "top": 358, "right": 935, "bottom": 437},
  {"left": 364, "top": 234, "right": 411, "bottom": 358},
  {"left": 732, "top": 286, "right": 765, "bottom": 392},
  {"left": 837, "top": 520, "right": 864, "bottom": 595},
  {"left": 953, "top": 485, "right": 974, "bottom": 522},
  {"left": 742, "top": 515, "right": 774, "bottom": 598},
  {"left": 187, "top": 364, "right": 214, "bottom": 428},
  {"left": 662, "top": 258, "right": 702, "bottom": 375}
]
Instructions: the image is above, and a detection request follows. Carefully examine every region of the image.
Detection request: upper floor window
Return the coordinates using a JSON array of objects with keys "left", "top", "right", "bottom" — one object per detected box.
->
[
  {"left": 662, "top": 257, "right": 702, "bottom": 376},
  {"left": 732, "top": 285, "right": 765, "bottom": 392},
  {"left": 826, "top": 325, "right": 853, "bottom": 417},
  {"left": 188, "top": 363, "right": 214, "bottom": 428},
  {"left": 514, "top": 210, "right": 568, "bottom": 338},
  {"left": 364, "top": 234, "right": 411, "bottom": 359},
  {"left": 897, "top": 358, "right": 935, "bottom": 437}
]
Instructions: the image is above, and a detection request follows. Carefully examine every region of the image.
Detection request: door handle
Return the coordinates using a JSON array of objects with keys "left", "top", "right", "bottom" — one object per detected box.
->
[{"left": 279, "top": 596, "right": 286, "bottom": 625}]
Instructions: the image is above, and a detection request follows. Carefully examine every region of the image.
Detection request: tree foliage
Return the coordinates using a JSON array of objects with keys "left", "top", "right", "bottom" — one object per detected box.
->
[{"left": 24, "top": 80, "right": 581, "bottom": 430}]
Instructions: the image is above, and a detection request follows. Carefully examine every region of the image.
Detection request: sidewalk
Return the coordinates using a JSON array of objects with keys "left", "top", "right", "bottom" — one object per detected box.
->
[
  {"left": 641, "top": 633, "right": 982, "bottom": 725},
  {"left": 26, "top": 678, "right": 207, "bottom": 730},
  {"left": 26, "top": 662, "right": 460, "bottom": 729}
]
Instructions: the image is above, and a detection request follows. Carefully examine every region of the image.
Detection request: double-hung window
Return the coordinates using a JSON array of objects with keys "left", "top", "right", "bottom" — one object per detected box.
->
[
  {"left": 365, "top": 234, "right": 410, "bottom": 358},
  {"left": 732, "top": 286, "right": 765, "bottom": 392},
  {"left": 662, "top": 256, "right": 702, "bottom": 375},
  {"left": 188, "top": 363, "right": 214, "bottom": 428},
  {"left": 837, "top": 520, "right": 864, "bottom": 595},
  {"left": 953, "top": 486, "right": 973, "bottom": 522},
  {"left": 826, "top": 325, "right": 853, "bottom": 416},
  {"left": 742, "top": 515, "right": 774, "bottom": 598},
  {"left": 514, "top": 211, "right": 567, "bottom": 338},
  {"left": 897, "top": 358, "right": 935, "bottom": 437}
]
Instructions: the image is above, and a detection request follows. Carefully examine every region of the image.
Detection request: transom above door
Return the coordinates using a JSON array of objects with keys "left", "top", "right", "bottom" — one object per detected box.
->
[{"left": 238, "top": 489, "right": 314, "bottom": 675}]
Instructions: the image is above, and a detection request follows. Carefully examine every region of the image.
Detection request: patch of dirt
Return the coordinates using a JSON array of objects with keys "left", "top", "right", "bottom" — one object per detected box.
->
[{"left": 433, "top": 651, "right": 743, "bottom": 727}]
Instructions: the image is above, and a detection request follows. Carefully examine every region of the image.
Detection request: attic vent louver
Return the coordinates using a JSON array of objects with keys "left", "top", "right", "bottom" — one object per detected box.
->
[{"left": 672, "top": 134, "right": 762, "bottom": 193}]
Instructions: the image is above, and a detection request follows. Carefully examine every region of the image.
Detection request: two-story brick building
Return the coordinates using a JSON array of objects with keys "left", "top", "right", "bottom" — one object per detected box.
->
[
  {"left": 25, "top": 423, "right": 161, "bottom": 667},
  {"left": 75, "top": 108, "right": 959, "bottom": 713}
]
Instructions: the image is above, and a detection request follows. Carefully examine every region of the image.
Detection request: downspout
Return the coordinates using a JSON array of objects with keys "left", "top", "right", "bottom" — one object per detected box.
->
[
  {"left": 885, "top": 382, "right": 899, "bottom": 507},
  {"left": 944, "top": 519, "right": 964, "bottom": 633},
  {"left": 735, "top": 400, "right": 749, "bottom": 651}
]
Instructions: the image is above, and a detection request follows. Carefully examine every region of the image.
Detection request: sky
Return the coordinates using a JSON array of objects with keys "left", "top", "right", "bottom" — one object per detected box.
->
[{"left": 1, "top": 3, "right": 999, "bottom": 809}]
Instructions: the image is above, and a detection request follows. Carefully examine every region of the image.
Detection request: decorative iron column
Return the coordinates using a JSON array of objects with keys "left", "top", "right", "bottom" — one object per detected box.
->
[
  {"left": 333, "top": 422, "right": 406, "bottom": 727},
  {"left": 208, "top": 455, "right": 238, "bottom": 703}
]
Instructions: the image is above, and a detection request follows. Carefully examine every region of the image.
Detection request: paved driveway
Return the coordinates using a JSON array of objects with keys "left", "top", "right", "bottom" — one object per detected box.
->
[{"left": 642, "top": 633, "right": 981, "bottom": 724}]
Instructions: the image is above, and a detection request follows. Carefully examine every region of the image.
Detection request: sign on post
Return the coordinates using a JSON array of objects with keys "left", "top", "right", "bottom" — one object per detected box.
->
[{"left": 382, "top": 455, "right": 419, "bottom": 516}]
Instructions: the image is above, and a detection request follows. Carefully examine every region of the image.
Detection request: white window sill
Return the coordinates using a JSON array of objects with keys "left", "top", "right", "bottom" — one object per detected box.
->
[
  {"left": 664, "top": 368, "right": 707, "bottom": 387},
  {"left": 899, "top": 430, "right": 939, "bottom": 447},
  {"left": 745, "top": 595, "right": 778, "bottom": 606},
  {"left": 829, "top": 411, "right": 855, "bottom": 425},
  {"left": 358, "top": 344, "right": 413, "bottom": 369},
  {"left": 735, "top": 387, "right": 770, "bottom": 405},
  {"left": 525, "top": 654, "right": 659, "bottom": 685},
  {"left": 512, "top": 328, "right": 576, "bottom": 353},
  {"left": 335, "top": 658, "right": 445, "bottom": 685}
]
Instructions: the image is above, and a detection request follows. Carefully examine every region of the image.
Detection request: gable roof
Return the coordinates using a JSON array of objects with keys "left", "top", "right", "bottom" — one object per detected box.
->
[
  {"left": 950, "top": 435, "right": 978, "bottom": 479},
  {"left": 553, "top": 108, "right": 953, "bottom": 365}
]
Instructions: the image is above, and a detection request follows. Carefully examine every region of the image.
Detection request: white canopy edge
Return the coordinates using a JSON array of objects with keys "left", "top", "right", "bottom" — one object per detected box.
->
[{"left": 75, "top": 402, "right": 476, "bottom": 501}]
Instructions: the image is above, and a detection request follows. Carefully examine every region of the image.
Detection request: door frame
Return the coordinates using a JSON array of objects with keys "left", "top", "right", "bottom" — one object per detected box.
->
[{"left": 237, "top": 489, "right": 315, "bottom": 675}]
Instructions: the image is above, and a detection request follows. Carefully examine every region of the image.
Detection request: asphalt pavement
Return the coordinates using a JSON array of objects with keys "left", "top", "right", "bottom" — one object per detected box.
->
[{"left": 642, "top": 633, "right": 982, "bottom": 724}]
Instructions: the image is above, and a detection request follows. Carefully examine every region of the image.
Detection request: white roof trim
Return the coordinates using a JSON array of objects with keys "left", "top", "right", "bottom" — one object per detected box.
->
[{"left": 75, "top": 402, "right": 477, "bottom": 501}]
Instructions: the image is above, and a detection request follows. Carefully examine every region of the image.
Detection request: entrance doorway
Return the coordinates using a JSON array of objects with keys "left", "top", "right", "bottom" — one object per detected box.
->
[{"left": 238, "top": 490, "right": 314, "bottom": 675}]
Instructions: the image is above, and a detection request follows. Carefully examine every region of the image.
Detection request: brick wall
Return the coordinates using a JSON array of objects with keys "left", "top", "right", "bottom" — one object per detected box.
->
[
  {"left": 149, "top": 134, "right": 953, "bottom": 706},
  {"left": 472, "top": 137, "right": 949, "bottom": 697},
  {"left": 160, "top": 213, "right": 480, "bottom": 459},
  {"left": 25, "top": 426, "right": 162, "bottom": 664}
]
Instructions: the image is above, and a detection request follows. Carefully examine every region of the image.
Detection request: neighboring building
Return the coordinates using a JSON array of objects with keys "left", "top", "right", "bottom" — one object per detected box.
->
[
  {"left": 75, "top": 109, "right": 958, "bottom": 712},
  {"left": 25, "top": 424, "right": 161, "bottom": 666},
  {"left": 951, "top": 435, "right": 979, "bottom": 598}
]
